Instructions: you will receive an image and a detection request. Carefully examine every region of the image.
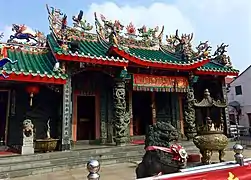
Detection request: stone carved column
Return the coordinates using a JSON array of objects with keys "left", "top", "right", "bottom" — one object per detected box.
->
[
  {"left": 107, "top": 90, "right": 114, "bottom": 143},
  {"left": 62, "top": 76, "right": 72, "bottom": 150},
  {"left": 100, "top": 90, "right": 107, "bottom": 144},
  {"left": 221, "top": 80, "right": 230, "bottom": 136},
  {"left": 184, "top": 73, "right": 197, "bottom": 140},
  {"left": 113, "top": 79, "right": 130, "bottom": 146}
]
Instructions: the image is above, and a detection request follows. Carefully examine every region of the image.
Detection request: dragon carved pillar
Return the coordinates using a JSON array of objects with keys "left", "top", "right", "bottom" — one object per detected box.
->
[
  {"left": 113, "top": 79, "right": 130, "bottom": 146},
  {"left": 184, "top": 73, "right": 197, "bottom": 140}
]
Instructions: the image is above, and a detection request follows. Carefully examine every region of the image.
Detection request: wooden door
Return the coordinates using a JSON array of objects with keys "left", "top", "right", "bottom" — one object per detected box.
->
[{"left": 77, "top": 96, "right": 96, "bottom": 140}]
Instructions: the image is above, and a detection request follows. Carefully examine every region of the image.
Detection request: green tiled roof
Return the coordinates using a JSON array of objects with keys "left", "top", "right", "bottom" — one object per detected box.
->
[
  {"left": 47, "top": 34, "right": 128, "bottom": 63},
  {"left": 128, "top": 47, "right": 181, "bottom": 63},
  {"left": 3, "top": 48, "right": 67, "bottom": 79},
  {"left": 197, "top": 61, "right": 239, "bottom": 73},
  {"left": 48, "top": 34, "right": 238, "bottom": 74}
]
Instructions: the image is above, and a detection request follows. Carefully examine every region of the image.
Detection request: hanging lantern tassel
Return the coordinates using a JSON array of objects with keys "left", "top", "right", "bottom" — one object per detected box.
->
[
  {"left": 30, "top": 92, "right": 34, "bottom": 106},
  {"left": 26, "top": 85, "right": 40, "bottom": 107}
]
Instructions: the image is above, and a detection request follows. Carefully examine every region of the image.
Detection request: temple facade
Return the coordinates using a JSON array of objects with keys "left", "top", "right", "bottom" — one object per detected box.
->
[{"left": 0, "top": 5, "right": 239, "bottom": 151}]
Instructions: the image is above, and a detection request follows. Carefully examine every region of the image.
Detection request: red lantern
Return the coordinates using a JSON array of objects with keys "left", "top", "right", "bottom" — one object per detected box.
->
[{"left": 26, "top": 85, "right": 40, "bottom": 106}]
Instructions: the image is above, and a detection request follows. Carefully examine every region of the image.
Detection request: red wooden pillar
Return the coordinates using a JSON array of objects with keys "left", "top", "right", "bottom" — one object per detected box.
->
[
  {"left": 95, "top": 91, "right": 101, "bottom": 139},
  {"left": 72, "top": 91, "right": 78, "bottom": 142},
  {"left": 178, "top": 93, "right": 185, "bottom": 136}
]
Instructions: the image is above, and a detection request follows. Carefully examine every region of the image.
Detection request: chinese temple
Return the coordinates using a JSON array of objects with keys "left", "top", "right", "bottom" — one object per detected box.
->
[{"left": 0, "top": 4, "right": 239, "bottom": 151}]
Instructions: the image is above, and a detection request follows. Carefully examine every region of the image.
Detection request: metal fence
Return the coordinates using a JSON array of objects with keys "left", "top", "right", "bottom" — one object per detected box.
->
[{"left": 229, "top": 125, "right": 251, "bottom": 147}]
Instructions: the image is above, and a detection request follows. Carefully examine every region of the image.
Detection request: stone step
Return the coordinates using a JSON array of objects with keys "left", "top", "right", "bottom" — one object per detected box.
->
[
  {"left": 0, "top": 140, "right": 235, "bottom": 165},
  {"left": 0, "top": 145, "right": 144, "bottom": 164},
  {"left": 0, "top": 155, "right": 141, "bottom": 178},
  {"left": 0, "top": 150, "right": 144, "bottom": 170}
]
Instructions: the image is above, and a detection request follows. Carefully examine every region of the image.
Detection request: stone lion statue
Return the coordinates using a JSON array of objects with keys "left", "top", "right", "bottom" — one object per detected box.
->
[
  {"left": 136, "top": 121, "right": 188, "bottom": 178},
  {"left": 23, "top": 119, "right": 34, "bottom": 138}
]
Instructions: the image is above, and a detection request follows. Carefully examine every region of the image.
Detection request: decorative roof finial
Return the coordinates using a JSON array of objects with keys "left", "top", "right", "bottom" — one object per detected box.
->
[{"left": 213, "top": 43, "right": 232, "bottom": 67}]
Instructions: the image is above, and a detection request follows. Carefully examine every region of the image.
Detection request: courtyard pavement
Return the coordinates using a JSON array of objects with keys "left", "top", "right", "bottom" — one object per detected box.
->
[{"left": 9, "top": 149, "right": 251, "bottom": 180}]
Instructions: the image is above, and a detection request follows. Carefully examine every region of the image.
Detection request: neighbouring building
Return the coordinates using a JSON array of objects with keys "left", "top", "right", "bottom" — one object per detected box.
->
[
  {"left": 227, "top": 65, "right": 251, "bottom": 128},
  {"left": 0, "top": 4, "right": 239, "bottom": 151}
]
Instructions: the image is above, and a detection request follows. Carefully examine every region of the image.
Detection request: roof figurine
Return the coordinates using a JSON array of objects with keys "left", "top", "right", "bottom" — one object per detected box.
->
[
  {"left": 95, "top": 12, "right": 124, "bottom": 47},
  {"left": 72, "top": 10, "right": 93, "bottom": 32},
  {"left": 125, "top": 22, "right": 136, "bottom": 37},
  {"left": 163, "top": 30, "right": 212, "bottom": 61},
  {"left": 8, "top": 24, "right": 37, "bottom": 43},
  {"left": 196, "top": 41, "right": 212, "bottom": 58},
  {"left": 212, "top": 43, "right": 232, "bottom": 67},
  {"left": 5, "top": 24, "right": 46, "bottom": 47}
]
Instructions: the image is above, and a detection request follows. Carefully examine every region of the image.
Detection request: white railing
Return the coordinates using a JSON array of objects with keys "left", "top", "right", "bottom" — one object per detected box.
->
[{"left": 87, "top": 144, "right": 245, "bottom": 180}]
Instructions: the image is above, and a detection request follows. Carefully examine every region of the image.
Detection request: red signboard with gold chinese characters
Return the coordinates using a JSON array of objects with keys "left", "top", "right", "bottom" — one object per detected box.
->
[
  {"left": 133, "top": 74, "right": 188, "bottom": 92},
  {"left": 149, "top": 164, "right": 251, "bottom": 180}
]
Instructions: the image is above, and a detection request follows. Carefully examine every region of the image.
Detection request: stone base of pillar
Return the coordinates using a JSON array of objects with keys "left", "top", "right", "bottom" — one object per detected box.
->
[
  {"left": 100, "top": 138, "right": 106, "bottom": 144},
  {"left": 21, "top": 146, "right": 34, "bottom": 155},
  {"left": 115, "top": 137, "right": 130, "bottom": 146},
  {"left": 61, "top": 144, "right": 71, "bottom": 151}
]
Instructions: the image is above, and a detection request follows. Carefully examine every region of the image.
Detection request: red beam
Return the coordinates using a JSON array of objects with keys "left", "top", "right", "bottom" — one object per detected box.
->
[
  {"left": 0, "top": 73, "right": 66, "bottom": 84},
  {"left": 55, "top": 54, "right": 128, "bottom": 67},
  {"left": 110, "top": 46, "right": 210, "bottom": 70},
  {"left": 194, "top": 70, "right": 239, "bottom": 76}
]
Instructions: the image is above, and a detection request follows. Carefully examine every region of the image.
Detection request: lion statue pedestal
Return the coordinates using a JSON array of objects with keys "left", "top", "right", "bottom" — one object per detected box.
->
[
  {"left": 135, "top": 122, "right": 188, "bottom": 178},
  {"left": 22, "top": 119, "right": 35, "bottom": 155}
]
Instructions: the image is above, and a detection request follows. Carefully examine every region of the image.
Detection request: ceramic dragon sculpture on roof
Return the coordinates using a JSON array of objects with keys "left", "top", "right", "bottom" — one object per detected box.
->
[
  {"left": 47, "top": 4, "right": 96, "bottom": 42},
  {"left": 72, "top": 10, "right": 93, "bottom": 32},
  {"left": 163, "top": 30, "right": 212, "bottom": 61},
  {"left": 212, "top": 43, "right": 232, "bottom": 67},
  {"left": 94, "top": 12, "right": 164, "bottom": 50}
]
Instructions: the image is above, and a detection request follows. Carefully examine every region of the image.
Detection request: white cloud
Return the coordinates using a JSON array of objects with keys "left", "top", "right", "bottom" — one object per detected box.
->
[
  {"left": 82, "top": 1, "right": 250, "bottom": 72},
  {"left": 84, "top": 2, "right": 194, "bottom": 37},
  {"left": 0, "top": 26, "right": 13, "bottom": 42}
]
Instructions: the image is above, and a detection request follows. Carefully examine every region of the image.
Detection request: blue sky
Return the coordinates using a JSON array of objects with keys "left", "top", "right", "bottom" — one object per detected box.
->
[
  {"left": 1, "top": 0, "right": 250, "bottom": 72},
  {"left": 0, "top": 0, "right": 175, "bottom": 33}
]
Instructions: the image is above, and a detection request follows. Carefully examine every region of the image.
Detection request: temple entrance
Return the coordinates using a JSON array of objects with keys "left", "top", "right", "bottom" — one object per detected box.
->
[
  {"left": 132, "top": 91, "right": 152, "bottom": 135},
  {"left": 76, "top": 96, "right": 96, "bottom": 140},
  {"left": 0, "top": 91, "right": 9, "bottom": 145}
]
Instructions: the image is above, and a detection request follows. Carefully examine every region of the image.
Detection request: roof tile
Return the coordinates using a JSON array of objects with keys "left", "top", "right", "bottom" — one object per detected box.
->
[{"left": 4, "top": 48, "right": 67, "bottom": 80}]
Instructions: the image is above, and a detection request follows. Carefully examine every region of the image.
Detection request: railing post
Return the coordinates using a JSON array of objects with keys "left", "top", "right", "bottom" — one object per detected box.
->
[
  {"left": 87, "top": 160, "right": 100, "bottom": 180},
  {"left": 233, "top": 144, "right": 244, "bottom": 166}
]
